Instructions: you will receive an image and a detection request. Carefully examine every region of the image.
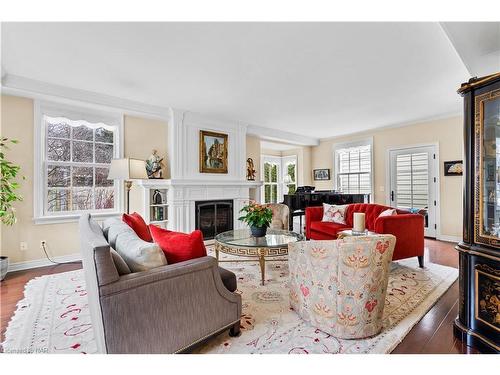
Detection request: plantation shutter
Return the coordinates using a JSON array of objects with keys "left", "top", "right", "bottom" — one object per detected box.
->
[
  {"left": 395, "top": 152, "right": 429, "bottom": 209},
  {"left": 336, "top": 145, "right": 372, "bottom": 194}
]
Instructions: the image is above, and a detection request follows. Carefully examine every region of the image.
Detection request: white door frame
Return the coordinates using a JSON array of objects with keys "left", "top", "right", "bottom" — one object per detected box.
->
[{"left": 385, "top": 142, "right": 440, "bottom": 238}]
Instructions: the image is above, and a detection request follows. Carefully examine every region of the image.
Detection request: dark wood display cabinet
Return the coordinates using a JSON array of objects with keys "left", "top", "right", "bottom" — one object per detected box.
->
[{"left": 454, "top": 72, "right": 500, "bottom": 353}]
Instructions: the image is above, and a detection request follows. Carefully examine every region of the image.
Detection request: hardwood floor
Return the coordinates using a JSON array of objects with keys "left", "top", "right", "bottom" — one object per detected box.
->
[
  {"left": 0, "top": 262, "right": 82, "bottom": 352},
  {"left": 0, "top": 239, "right": 480, "bottom": 353}
]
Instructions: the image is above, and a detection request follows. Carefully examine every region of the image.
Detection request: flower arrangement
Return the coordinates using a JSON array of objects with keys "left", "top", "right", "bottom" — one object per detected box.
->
[{"left": 238, "top": 202, "right": 273, "bottom": 237}]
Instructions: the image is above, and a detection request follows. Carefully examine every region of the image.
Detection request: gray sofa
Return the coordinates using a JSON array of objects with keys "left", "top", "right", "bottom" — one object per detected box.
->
[{"left": 79, "top": 213, "right": 242, "bottom": 354}]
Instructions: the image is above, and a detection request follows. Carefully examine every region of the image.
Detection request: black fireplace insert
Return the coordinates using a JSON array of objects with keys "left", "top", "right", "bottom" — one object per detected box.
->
[{"left": 195, "top": 200, "right": 234, "bottom": 240}]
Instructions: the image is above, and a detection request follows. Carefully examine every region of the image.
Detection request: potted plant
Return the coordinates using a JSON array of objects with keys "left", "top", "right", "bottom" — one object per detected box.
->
[
  {"left": 1, "top": 137, "right": 24, "bottom": 281},
  {"left": 239, "top": 202, "right": 273, "bottom": 237}
]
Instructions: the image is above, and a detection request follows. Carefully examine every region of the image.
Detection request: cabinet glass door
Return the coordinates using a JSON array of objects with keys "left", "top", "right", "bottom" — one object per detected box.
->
[{"left": 478, "top": 91, "right": 500, "bottom": 245}]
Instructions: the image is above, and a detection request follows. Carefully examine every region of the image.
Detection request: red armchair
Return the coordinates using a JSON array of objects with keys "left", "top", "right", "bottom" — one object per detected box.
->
[{"left": 305, "top": 203, "right": 424, "bottom": 266}]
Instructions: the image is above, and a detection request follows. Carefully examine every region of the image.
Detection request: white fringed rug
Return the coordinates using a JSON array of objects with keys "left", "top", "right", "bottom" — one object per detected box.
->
[{"left": 2, "top": 252, "right": 457, "bottom": 354}]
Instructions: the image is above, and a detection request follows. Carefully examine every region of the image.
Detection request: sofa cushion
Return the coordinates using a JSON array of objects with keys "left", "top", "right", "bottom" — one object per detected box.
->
[
  {"left": 218, "top": 266, "right": 237, "bottom": 292},
  {"left": 345, "top": 204, "right": 392, "bottom": 230},
  {"left": 122, "top": 212, "right": 153, "bottom": 242},
  {"left": 103, "top": 218, "right": 167, "bottom": 272},
  {"left": 310, "top": 221, "right": 350, "bottom": 236},
  {"left": 149, "top": 225, "right": 207, "bottom": 264},
  {"left": 110, "top": 248, "right": 132, "bottom": 275}
]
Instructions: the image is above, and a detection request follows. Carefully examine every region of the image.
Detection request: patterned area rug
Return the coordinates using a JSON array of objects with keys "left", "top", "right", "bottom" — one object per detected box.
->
[{"left": 2, "top": 250, "right": 457, "bottom": 354}]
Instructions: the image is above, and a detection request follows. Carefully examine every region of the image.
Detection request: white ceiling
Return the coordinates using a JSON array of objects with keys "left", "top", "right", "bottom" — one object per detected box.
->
[
  {"left": 0, "top": 22, "right": 480, "bottom": 138},
  {"left": 441, "top": 22, "right": 500, "bottom": 77}
]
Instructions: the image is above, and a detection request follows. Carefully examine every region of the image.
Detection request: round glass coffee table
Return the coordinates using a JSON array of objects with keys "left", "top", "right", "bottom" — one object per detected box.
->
[{"left": 214, "top": 229, "right": 303, "bottom": 285}]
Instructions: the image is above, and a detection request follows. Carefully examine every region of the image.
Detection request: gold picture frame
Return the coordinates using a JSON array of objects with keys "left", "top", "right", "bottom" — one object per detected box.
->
[{"left": 199, "top": 130, "right": 228, "bottom": 174}]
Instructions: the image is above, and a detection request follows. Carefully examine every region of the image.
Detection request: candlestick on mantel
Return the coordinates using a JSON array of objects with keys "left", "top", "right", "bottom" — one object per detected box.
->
[{"left": 353, "top": 212, "right": 366, "bottom": 233}]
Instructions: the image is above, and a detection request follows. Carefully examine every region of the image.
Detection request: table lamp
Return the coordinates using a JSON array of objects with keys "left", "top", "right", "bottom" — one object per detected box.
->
[{"left": 107, "top": 158, "right": 148, "bottom": 214}]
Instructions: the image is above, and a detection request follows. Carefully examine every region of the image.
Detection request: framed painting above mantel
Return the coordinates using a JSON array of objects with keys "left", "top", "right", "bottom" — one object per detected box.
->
[{"left": 199, "top": 130, "right": 228, "bottom": 174}]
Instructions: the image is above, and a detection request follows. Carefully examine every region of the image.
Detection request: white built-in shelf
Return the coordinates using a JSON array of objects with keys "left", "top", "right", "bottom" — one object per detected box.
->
[{"left": 134, "top": 180, "right": 169, "bottom": 228}]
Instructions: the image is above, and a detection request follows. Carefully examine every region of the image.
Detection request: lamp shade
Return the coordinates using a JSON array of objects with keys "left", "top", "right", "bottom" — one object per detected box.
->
[
  {"left": 283, "top": 174, "right": 292, "bottom": 184},
  {"left": 107, "top": 158, "right": 148, "bottom": 180}
]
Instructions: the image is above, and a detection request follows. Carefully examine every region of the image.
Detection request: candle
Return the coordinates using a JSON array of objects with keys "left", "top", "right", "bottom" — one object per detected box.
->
[{"left": 353, "top": 212, "right": 366, "bottom": 233}]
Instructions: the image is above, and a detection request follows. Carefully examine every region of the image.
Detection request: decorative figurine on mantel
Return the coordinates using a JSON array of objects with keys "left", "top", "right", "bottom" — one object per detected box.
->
[
  {"left": 246, "top": 158, "right": 256, "bottom": 181},
  {"left": 145, "top": 149, "right": 165, "bottom": 179}
]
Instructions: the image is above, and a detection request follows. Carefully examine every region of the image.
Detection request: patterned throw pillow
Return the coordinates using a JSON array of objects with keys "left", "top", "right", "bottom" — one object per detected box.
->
[
  {"left": 321, "top": 203, "right": 347, "bottom": 224},
  {"left": 378, "top": 208, "right": 397, "bottom": 217}
]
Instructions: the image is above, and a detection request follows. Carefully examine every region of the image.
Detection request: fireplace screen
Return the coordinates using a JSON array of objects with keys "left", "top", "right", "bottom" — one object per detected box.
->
[{"left": 195, "top": 200, "right": 234, "bottom": 240}]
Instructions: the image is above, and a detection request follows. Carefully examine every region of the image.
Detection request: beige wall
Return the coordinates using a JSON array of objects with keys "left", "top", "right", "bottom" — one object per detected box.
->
[
  {"left": 282, "top": 147, "right": 313, "bottom": 186},
  {"left": 124, "top": 116, "right": 169, "bottom": 178},
  {"left": 261, "top": 146, "right": 313, "bottom": 186},
  {"left": 0, "top": 95, "right": 168, "bottom": 264},
  {"left": 311, "top": 116, "right": 464, "bottom": 238},
  {"left": 246, "top": 135, "right": 261, "bottom": 180},
  {"left": 246, "top": 135, "right": 261, "bottom": 202},
  {"left": 261, "top": 148, "right": 282, "bottom": 157}
]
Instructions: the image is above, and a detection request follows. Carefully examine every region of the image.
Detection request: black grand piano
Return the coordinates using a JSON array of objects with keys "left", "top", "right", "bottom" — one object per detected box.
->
[{"left": 283, "top": 186, "right": 370, "bottom": 231}]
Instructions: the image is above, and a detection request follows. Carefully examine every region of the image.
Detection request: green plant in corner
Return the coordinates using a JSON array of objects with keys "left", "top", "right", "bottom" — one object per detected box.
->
[{"left": 0, "top": 137, "right": 24, "bottom": 225}]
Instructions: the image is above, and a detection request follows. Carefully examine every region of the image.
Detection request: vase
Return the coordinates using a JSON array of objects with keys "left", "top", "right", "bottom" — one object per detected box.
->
[
  {"left": 250, "top": 225, "right": 267, "bottom": 237},
  {"left": 0, "top": 256, "right": 9, "bottom": 282}
]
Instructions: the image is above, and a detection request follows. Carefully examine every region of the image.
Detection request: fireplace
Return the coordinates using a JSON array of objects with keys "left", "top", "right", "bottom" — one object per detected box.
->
[{"left": 195, "top": 200, "right": 234, "bottom": 240}]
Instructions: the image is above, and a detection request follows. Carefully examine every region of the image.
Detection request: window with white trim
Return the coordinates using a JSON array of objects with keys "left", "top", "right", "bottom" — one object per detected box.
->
[
  {"left": 334, "top": 141, "right": 372, "bottom": 195},
  {"left": 263, "top": 158, "right": 280, "bottom": 204},
  {"left": 35, "top": 102, "right": 122, "bottom": 222},
  {"left": 261, "top": 155, "right": 297, "bottom": 203}
]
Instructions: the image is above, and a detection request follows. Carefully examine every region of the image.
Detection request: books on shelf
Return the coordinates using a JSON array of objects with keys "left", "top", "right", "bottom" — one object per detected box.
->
[{"left": 152, "top": 206, "right": 166, "bottom": 222}]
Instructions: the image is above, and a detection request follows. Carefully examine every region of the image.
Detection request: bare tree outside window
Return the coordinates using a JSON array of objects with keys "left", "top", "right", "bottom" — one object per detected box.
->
[{"left": 44, "top": 116, "right": 116, "bottom": 215}]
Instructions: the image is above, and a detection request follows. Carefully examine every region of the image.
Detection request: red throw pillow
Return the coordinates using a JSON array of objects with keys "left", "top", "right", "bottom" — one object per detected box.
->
[
  {"left": 149, "top": 225, "right": 207, "bottom": 264},
  {"left": 122, "top": 212, "right": 153, "bottom": 242}
]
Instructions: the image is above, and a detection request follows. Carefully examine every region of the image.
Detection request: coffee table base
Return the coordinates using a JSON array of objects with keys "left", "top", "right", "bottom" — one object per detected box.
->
[{"left": 215, "top": 242, "right": 288, "bottom": 286}]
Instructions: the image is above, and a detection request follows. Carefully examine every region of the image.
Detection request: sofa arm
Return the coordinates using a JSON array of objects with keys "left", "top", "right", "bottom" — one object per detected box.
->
[
  {"left": 374, "top": 214, "right": 424, "bottom": 259},
  {"left": 98, "top": 256, "right": 242, "bottom": 353},
  {"left": 305, "top": 206, "right": 323, "bottom": 239}
]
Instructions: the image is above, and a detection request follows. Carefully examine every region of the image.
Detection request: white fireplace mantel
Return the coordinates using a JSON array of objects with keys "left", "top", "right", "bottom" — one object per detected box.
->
[
  {"left": 165, "top": 179, "right": 262, "bottom": 233},
  {"left": 164, "top": 109, "right": 262, "bottom": 232}
]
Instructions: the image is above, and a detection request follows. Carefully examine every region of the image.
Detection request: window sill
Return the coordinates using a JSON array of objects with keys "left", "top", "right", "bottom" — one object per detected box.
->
[{"left": 33, "top": 211, "right": 122, "bottom": 225}]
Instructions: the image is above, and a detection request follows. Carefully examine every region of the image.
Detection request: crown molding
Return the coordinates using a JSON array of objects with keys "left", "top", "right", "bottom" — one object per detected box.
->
[
  {"left": 319, "top": 111, "right": 462, "bottom": 143},
  {"left": 1, "top": 74, "right": 321, "bottom": 146},
  {"left": 247, "top": 124, "right": 319, "bottom": 146},
  {"left": 1, "top": 74, "right": 170, "bottom": 120}
]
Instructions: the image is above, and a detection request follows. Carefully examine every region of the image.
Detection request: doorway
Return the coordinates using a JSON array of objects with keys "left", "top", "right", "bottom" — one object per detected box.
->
[{"left": 388, "top": 144, "right": 438, "bottom": 238}]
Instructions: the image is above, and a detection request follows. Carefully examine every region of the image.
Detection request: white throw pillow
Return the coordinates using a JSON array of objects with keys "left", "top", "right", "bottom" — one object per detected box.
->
[
  {"left": 379, "top": 208, "right": 397, "bottom": 218},
  {"left": 321, "top": 203, "right": 347, "bottom": 224},
  {"left": 103, "top": 218, "right": 167, "bottom": 272}
]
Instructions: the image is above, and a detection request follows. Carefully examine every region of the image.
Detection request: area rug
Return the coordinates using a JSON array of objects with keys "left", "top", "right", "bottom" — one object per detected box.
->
[{"left": 2, "top": 250, "right": 457, "bottom": 354}]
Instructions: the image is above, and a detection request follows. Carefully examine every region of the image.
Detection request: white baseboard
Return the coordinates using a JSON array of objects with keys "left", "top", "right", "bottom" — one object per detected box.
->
[
  {"left": 7, "top": 253, "right": 81, "bottom": 273},
  {"left": 436, "top": 235, "right": 462, "bottom": 243}
]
